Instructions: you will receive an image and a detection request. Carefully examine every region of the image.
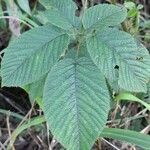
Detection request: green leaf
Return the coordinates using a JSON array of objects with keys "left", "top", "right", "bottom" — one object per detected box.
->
[
  {"left": 24, "top": 75, "right": 46, "bottom": 105},
  {"left": 86, "top": 28, "right": 150, "bottom": 93},
  {"left": 50, "top": 0, "right": 79, "bottom": 27},
  {"left": 101, "top": 128, "right": 150, "bottom": 150},
  {"left": 116, "top": 92, "right": 150, "bottom": 111},
  {"left": 82, "top": 4, "right": 127, "bottom": 30},
  {"left": 41, "top": 7, "right": 73, "bottom": 30},
  {"left": 25, "top": 76, "right": 46, "bottom": 100},
  {"left": 16, "top": 0, "right": 31, "bottom": 15},
  {"left": 1, "top": 25, "right": 70, "bottom": 86},
  {"left": 124, "top": 2, "right": 136, "bottom": 10},
  {"left": 43, "top": 57, "right": 110, "bottom": 150},
  {"left": 39, "top": 0, "right": 51, "bottom": 9}
]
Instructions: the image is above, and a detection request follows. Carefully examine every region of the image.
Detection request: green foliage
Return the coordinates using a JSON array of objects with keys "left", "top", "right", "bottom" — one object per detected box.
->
[
  {"left": 1, "top": 1, "right": 150, "bottom": 150},
  {"left": 116, "top": 92, "right": 150, "bottom": 111},
  {"left": 86, "top": 28, "right": 150, "bottom": 92},
  {"left": 16, "top": 0, "right": 31, "bottom": 15},
  {"left": 8, "top": 116, "right": 150, "bottom": 150},
  {"left": 82, "top": 4, "right": 127, "bottom": 30},
  {"left": 50, "top": 0, "right": 80, "bottom": 27},
  {"left": 101, "top": 128, "right": 150, "bottom": 149},
  {"left": 7, "top": 116, "right": 150, "bottom": 150},
  {"left": 24, "top": 75, "right": 46, "bottom": 106},
  {"left": 43, "top": 57, "right": 110, "bottom": 150},
  {"left": 1, "top": 24, "right": 69, "bottom": 86},
  {"left": 123, "top": 1, "right": 143, "bottom": 35},
  {"left": 41, "top": 8, "right": 74, "bottom": 30}
]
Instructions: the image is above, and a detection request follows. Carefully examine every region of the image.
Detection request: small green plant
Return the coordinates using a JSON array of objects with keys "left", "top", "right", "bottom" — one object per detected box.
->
[{"left": 1, "top": 0, "right": 150, "bottom": 149}]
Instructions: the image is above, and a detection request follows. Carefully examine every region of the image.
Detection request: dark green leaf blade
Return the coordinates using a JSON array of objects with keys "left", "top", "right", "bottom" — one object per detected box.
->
[
  {"left": 24, "top": 75, "right": 46, "bottom": 106},
  {"left": 82, "top": 4, "right": 127, "bottom": 30},
  {"left": 17, "top": 0, "right": 31, "bottom": 15},
  {"left": 43, "top": 57, "right": 110, "bottom": 150},
  {"left": 51, "top": 0, "right": 80, "bottom": 27},
  {"left": 41, "top": 8, "right": 73, "bottom": 30},
  {"left": 1, "top": 25, "right": 69, "bottom": 86},
  {"left": 86, "top": 28, "right": 150, "bottom": 93}
]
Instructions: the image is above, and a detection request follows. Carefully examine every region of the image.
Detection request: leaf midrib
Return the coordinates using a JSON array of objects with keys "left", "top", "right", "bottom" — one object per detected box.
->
[
  {"left": 72, "top": 60, "right": 80, "bottom": 149},
  {"left": 85, "top": 7, "right": 125, "bottom": 29}
]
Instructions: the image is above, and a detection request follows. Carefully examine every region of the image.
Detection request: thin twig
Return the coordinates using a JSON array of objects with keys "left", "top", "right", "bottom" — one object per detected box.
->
[
  {"left": 141, "top": 124, "right": 150, "bottom": 134},
  {"left": 3, "top": 102, "right": 35, "bottom": 147},
  {"left": 0, "top": 93, "right": 25, "bottom": 115},
  {"left": 110, "top": 101, "right": 120, "bottom": 126},
  {"left": 119, "top": 108, "right": 148, "bottom": 127},
  {"left": 0, "top": 141, "right": 6, "bottom": 150},
  {"left": 82, "top": 0, "right": 88, "bottom": 10},
  {"left": 102, "top": 138, "right": 120, "bottom": 150},
  {"left": 36, "top": 135, "right": 48, "bottom": 149},
  {"left": 46, "top": 123, "right": 51, "bottom": 150},
  {"left": 6, "top": 112, "right": 11, "bottom": 137},
  {"left": 50, "top": 138, "right": 58, "bottom": 149},
  {"left": 107, "top": 114, "right": 148, "bottom": 124},
  {"left": 0, "top": 16, "right": 33, "bottom": 28},
  {"left": 28, "top": 129, "right": 42, "bottom": 148},
  {"left": 17, "top": 101, "right": 35, "bottom": 128},
  {"left": 6, "top": 112, "right": 15, "bottom": 150}
]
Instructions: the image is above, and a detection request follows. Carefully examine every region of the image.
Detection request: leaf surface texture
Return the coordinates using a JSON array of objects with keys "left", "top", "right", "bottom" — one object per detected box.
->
[
  {"left": 1, "top": 25, "right": 69, "bottom": 86},
  {"left": 43, "top": 57, "right": 110, "bottom": 150},
  {"left": 86, "top": 28, "right": 150, "bottom": 92}
]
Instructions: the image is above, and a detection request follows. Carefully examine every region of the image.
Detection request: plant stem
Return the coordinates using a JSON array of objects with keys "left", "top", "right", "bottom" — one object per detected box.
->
[
  {"left": 82, "top": 0, "right": 88, "bottom": 10},
  {"left": 7, "top": 116, "right": 46, "bottom": 150}
]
